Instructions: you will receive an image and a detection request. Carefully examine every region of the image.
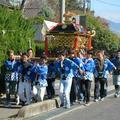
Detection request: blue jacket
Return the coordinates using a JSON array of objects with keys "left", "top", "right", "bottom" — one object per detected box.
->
[
  {"left": 29, "top": 61, "right": 38, "bottom": 82},
  {"left": 84, "top": 58, "right": 95, "bottom": 81},
  {"left": 111, "top": 57, "right": 120, "bottom": 75},
  {"left": 111, "top": 58, "right": 120, "bottom": 70},
  {"left": 72, "top": 57, "right": 85, "bottom": 79},
  {"left": 34, "top": 64, "right": 48, "bottom": 87},
  {"left": 56, "top": 58, "right": 79, "bottom": 80},
  {"left": 4, "top": 59, "right": 18, "bottom": 81},
  {"left": 47, "top": 62, "right": 56, "bottom": 79},
  {"left": 17, "top": 61, "right": 33, "bottom": 82},
  {"left": 94, "top": 58, "right": 116, "bottom": 79}
]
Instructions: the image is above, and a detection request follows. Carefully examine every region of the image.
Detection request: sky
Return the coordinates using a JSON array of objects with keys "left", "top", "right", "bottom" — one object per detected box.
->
[
  {"left": 91, "top": 0, "right": 120, "bottom": 23},
  {"left": 9, "top": 0, "right": 120, "bottom": 23}
]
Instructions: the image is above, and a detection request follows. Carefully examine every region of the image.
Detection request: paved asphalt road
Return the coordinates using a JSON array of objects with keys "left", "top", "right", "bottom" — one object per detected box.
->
[
  {"left": 28, "top": 92, "right": 120, "bottom": 120},
  {"left": 50, "top": 95, "right": 120, "bottom": 120},
  {"left": 0, "top": 77, "right": 114, "bottom": 119}
]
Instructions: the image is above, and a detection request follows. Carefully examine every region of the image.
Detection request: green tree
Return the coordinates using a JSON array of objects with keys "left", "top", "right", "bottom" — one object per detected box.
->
[
  {"left": 87, "top": 15, "right": 120, "bottom": 52},
  {"left": 38, "top": 4, "right": 55, "bottom": 20},
  {"left": 66, "top": 0, "right": 83, "bottom": 10},
  {"left": 0, "top": 6, "right": 35, "bottom": 67}
]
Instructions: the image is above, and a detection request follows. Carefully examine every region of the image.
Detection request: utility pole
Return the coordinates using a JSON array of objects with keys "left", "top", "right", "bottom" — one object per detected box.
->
[
  {"left": 83, "top": 0, "right": 86, "bottom": 14},
  {"left": 60, "top": 0, "right": 65, "bottom": 23},
  {"left": 86, "top": 0, "right": 91, "bottom": 11}
]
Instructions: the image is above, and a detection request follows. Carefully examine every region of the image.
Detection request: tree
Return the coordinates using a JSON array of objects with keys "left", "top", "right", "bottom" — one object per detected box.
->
[
  {"left": 87, "top": 15, "right": 120, "bottom": 52},
  {"left": 66, "top": 0, "right": 83, "bottom": 10},
  {"left": 38, "top": 4, "right": 55, "bottom": 20},
  {"left": 0, "top": 6, "right": 35, "bottom": 67}
]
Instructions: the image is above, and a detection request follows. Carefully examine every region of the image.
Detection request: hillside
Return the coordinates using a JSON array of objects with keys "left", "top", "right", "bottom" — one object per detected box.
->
[{"left": 109, "top": 20, "right": 120, "bottom": 35}]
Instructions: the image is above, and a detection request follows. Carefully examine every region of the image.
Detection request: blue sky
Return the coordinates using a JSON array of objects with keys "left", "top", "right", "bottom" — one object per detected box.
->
[
  {"left": 10, "top": 0, "right": 120, "bottom": 23},
  {"left": 91, "top": 0, "right": 120, "bottom": 23}
]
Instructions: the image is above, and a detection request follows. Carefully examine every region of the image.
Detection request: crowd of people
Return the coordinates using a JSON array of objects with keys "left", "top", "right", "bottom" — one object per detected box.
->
[{"left": 3, "top": 48, "right": 120, "bottom": 109}]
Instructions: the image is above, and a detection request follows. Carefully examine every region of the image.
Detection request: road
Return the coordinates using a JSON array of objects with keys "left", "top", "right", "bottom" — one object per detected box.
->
[
  {"left": 27, "top": 92, "right": 120, "bottom": 120},
  {"left": 0, "top": 77, "right": 114, "bottom": 119},
  {"left": 50, "top": 95, "right": 120, "bottom": 120}
]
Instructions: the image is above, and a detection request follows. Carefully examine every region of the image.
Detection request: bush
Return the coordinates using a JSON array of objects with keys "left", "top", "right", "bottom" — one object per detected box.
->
[{"left": 0, "top": 6, "right": 35, "bottom": 68}]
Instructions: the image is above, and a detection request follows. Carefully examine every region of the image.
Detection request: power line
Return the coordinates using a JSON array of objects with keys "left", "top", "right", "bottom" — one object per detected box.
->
[{"left": 95, "top": 0, "right": 120, "bottom": 7}]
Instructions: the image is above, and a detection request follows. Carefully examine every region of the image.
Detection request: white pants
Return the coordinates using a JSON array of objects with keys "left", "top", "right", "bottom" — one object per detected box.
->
[
  {"left": 18, "top": 81, "right": 31, "bottom": 104},
  {"left": 33, "top": 84, "right": 46, "bottom": 101},
  {"left": 59, "top": 77, "right": 73, "bottom": 108}
]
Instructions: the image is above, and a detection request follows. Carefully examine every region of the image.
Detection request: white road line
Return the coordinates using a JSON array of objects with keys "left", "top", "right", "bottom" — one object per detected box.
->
[{"left": 46, "top": 87, "right": 114, "bottom": 120}]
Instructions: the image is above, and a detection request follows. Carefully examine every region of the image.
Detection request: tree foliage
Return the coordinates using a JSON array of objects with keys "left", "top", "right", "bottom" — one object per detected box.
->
[
  {"left": 38, "top": 4, "right": 55, "bottom": 20},
  {"left": 87, "top": 15, "right": 120, "bottom": 52},
  {"left": 0, "top": 6, "right": 35, "bottom": 67},
  {"left": 30, "top": 1, "right": 56, "bottom": 24},
  {"left": 66, "top": 0, "right": 83, "bottom": 10}
]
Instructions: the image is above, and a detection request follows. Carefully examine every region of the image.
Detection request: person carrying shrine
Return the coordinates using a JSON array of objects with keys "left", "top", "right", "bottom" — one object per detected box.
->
[{"left": 4, "top": 50, "right": 19, "bottom": 107}]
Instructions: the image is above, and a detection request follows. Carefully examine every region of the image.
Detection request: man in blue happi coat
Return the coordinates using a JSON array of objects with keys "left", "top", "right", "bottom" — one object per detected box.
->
[
  {"left": 69, "top": 50, "right": 85, "bottom": 105},
  {"left": 111, "top": 50, "right": 120, "bottom": 98},
  {"left": 94, "top": 50, "right": 116, "bottom": 102},
  {"left": 17, "top": 52, "right": 33, "bottom": 105},
  {"left": 32, "top": 55, "right": 48, "bottom": 102},
  {"left": 81, "top": 51, "right": 95, "bottom": 105},
  {"left": 46, "top": 60, "right": 56, "bottom": 99},
  {"left": 56, "top": 52, "right": 83, "bottom": 109},
  {"left": 4, "top": 50, "right": 18, "bottom": 107}
]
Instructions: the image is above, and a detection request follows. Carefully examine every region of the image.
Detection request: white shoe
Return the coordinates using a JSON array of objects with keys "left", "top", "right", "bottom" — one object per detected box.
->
[
  {"left": 114, "top": 94, "right": 120, "bottom": 98},
  {"left": 100, "top": 98, "right": 104, "bottom": 101},
  {"left": 94, "top": 99, "right": 99, "bottom": 102},
  {"left": 116, "top": 95, "right": 119, "bottom": 98},
  {"left": 85, "top": 102, "right": 90, "bottom": 106}
]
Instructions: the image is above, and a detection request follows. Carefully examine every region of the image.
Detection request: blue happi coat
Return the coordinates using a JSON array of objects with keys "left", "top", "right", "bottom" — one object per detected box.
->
[
  {"left": 33, "top": 64, "right": 48, "bottom": 87},
  {"left": 55, "top": 58, "right": 79, "bottom": 80},
  {"left": 111, "top": 57, "right": 120, "bottom": 85},
  {"left": 72, "top": 57, "right": 85, "bottom": 79},
  {"left": 84, "top": 58, "right": 95, "bottom": 81},
  {"left": 17, "top": 61, "right": 33, "bottom": 82},
  {"left": 4, "top": 59, "right": 18, "bottom": 81},
  {"left": 94, "top": 58, "right": 116, "bottom": 79},
  {"left": 47, "top": 62, "right": 56, "bottom": 79},
  {"left": 111, "top": 57, "right": 120, "bottom": 73}
]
